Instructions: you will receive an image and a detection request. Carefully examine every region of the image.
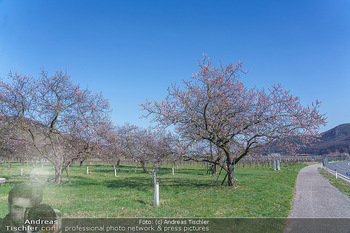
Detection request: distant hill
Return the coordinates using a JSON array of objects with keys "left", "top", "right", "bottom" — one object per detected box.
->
[
  {"left": 0, "top": 117, "right": 45, "bottom": 158},
  {"left": 298, "top": 123, "right": 350, "bottom": 155}
]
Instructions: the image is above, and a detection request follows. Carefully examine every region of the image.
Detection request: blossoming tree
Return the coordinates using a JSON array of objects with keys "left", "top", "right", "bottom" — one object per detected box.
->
[
  {"left": 0, "top": 69, "right": 113, "bottom": 184},
  {"left": 140, "top": 55, "right": 327, "bottom": 186}
]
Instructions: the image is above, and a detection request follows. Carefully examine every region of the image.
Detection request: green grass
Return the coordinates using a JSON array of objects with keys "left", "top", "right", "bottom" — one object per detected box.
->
[
  {"left": 0, "top": 162, "right": 307, "bottom": 218},
  {"left": 319, "top": 168, "right": 350, "bottom": 197}
]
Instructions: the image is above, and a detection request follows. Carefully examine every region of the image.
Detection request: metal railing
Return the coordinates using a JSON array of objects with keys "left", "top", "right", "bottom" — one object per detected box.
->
[{"left": 322, "top": 166, "right": 350, "bottom": 183}]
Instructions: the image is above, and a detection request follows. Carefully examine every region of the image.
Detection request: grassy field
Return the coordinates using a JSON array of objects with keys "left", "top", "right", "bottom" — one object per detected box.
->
[
  {"left": 0, "top": 162, "right": 308, "bottom": 218},
  {"left": 319, "top": 168, "right": 350, "bottom": 197}
]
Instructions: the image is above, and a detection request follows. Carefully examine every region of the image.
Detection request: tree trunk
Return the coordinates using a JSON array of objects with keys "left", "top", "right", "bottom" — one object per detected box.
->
[
  {"left": 212, "top": 156, "right": 222, "bottom": 175},
  {"left": 7, "top": 161, "right": 11, "bottom": 170},
  {"left": 80, "top": 160, "right": 84, "bottom": 167},
  {"left": 140, "top": 160, "right": 147, "bottom": 172},
  {"left": 212, "top": 164, "right": 217, "bottom": 174},
  {"left": 54, "top": 165, "right": 64, "bottom": 184},
  {"left": 65, "top": 167, "right": 71, "bottom": 183},
  {"left": 209, "top": 143, "right": 217, "bottom": 174},
  {"left": 227, "top": 167, "right": 235, "bottom": 186},
  {"left": 55, "top": 169, "right": 62, "bottom": 184}
]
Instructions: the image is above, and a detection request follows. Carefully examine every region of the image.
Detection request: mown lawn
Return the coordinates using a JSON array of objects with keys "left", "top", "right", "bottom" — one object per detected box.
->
[{"left": 0, "top": 162, "right": 307, "bottom": 218}]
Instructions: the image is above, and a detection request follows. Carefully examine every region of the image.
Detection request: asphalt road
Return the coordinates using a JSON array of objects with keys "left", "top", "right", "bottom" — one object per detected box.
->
[
  {"left": 326, "top": 160, "right": 350, "bottom": 177},
  {"left": 286, "top": 163, "right": 350, "bottom": 233},
  {"left": 289, "top": 163, "right": 350, "bottom": 218}
]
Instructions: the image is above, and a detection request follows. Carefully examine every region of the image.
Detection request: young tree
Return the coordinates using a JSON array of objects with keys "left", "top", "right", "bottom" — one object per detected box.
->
[
  {"left": 117, "top": 124, "right": 158, "bottom": 172},
  {"left": 0, "top": 69, "right": 113, "bottom": 184},
  {"left": 147, "top": 129, "right": 181, "bottom": 168},
  {"left": 140, "top": 55, "right": 327, "bottom": 186},
  {"left": 94, "top": 120, "right": 124, "bottom": 170},
  {"left": 116, "top": 124, "right": 179, "bottom": 172}
]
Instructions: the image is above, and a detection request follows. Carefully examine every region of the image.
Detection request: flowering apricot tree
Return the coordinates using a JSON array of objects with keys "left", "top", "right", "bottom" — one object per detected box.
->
[
  {"left": 0, "top": 69, "right": 113, "bottom": 184},
  {"left": 117, "top": 124, "right": 179, "bottom": 172},
  {"left": 141, "top": 55, "right": 327, "bottom": 186}
]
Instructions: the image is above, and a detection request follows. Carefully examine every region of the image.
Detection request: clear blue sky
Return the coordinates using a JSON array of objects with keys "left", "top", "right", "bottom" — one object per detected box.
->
[{"left": 0, "top": 0, "right": 349, "bottom": 132}]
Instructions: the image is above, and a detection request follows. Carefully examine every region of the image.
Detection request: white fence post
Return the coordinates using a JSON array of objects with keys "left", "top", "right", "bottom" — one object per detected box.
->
[
  {"left": 33, "top": 164, "right": 35, "bottom": 179},
  {"left": 153, "top": 172, "right": 160, "bottom": 206},
  {"left": 277, "top": 160, "right": 280, "bottom": 170},
  {"left": 154, "top": 182, "right": 159, "bottom": 206},
  {"left": 87, "top": 166, "right": 89, "bottom": 174},
  {"left": 323, "top": 167, "right": 350, "bottom": 183}
]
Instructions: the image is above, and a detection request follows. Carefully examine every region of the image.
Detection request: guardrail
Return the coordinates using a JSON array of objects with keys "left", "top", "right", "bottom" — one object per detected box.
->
[{"left": 322, "top": 166, "right": 350, "bottom": 183}]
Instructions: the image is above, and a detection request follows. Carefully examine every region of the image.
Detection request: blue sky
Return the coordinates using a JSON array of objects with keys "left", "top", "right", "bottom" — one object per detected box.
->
[{"left": 0, "top": 0, "right": 349, "bottom": 132}]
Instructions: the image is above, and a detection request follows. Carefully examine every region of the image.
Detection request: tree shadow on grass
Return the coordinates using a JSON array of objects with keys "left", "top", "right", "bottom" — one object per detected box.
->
[
  {"left": 58, "top": 175, "right": 114, "bottom": 187},
  {"left": 105, "top": 177, "right": 153, "bottom": 191},
  {"left": 105, "top": 176, "right": 215, "bottom": 190},
  {"left": 137, "top": 200, "right": 147, "bottom": 205},
  {"left": 21, "top": 170, "right": 218, "bottom": 190},
  {"left": 172, "top": 169, "right": 207, "bottom": 176},
  {"left": 159, "top": 177, "right": 216, "bottom": 188}
]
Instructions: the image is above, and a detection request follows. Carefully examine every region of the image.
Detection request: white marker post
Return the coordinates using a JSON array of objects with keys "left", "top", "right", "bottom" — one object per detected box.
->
[
  {"left": 277, "top": 160, "right": 280, "bottom": 170},
  {"left": 273, "top": 161, "right": 276, "bottom": 171},
  {"left": 33, "top": 164, "right": 36, "bottom": 179},
  {"left": 153, "top": 172, "right": 157, "bottom": 186},
  {"left": 87, "top": 166, "right": 89, "bottom": 174},
  {"left": 0, "top": 178, "right": 6, "bottom": 190},
  {"left": 335, "top": 169, "right": 338, "bottom": 179},
  {"left": 153, "top": 172, "right": 159, "bottom": 206},
  {"left": 20, "top": 167, "right": 23, "bottom": 176},
  {"left": 154, "top": 182, "right": 159, "bottom": 206},
  {"left": 172, "top": 167, "right": 175, "bottom": 175},
  {"left": 114, "top": 165, "right": 117, "bottom": 177}
]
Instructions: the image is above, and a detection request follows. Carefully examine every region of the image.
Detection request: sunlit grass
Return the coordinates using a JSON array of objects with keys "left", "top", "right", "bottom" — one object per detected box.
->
[
  {"left": 319, "top": 168, "right": 350, "bottom": 197},
  {"left": 0, "top": 161, "right": 307, "bottom": 218}
]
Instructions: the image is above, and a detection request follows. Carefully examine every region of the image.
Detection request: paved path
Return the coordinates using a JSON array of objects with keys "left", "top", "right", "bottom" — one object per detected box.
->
[
  {"left": 285, "top": 163, "right": 350, "bottom": 233},
  {"left": 289, "top": 163, "right": 350, "bottom": 217}
]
